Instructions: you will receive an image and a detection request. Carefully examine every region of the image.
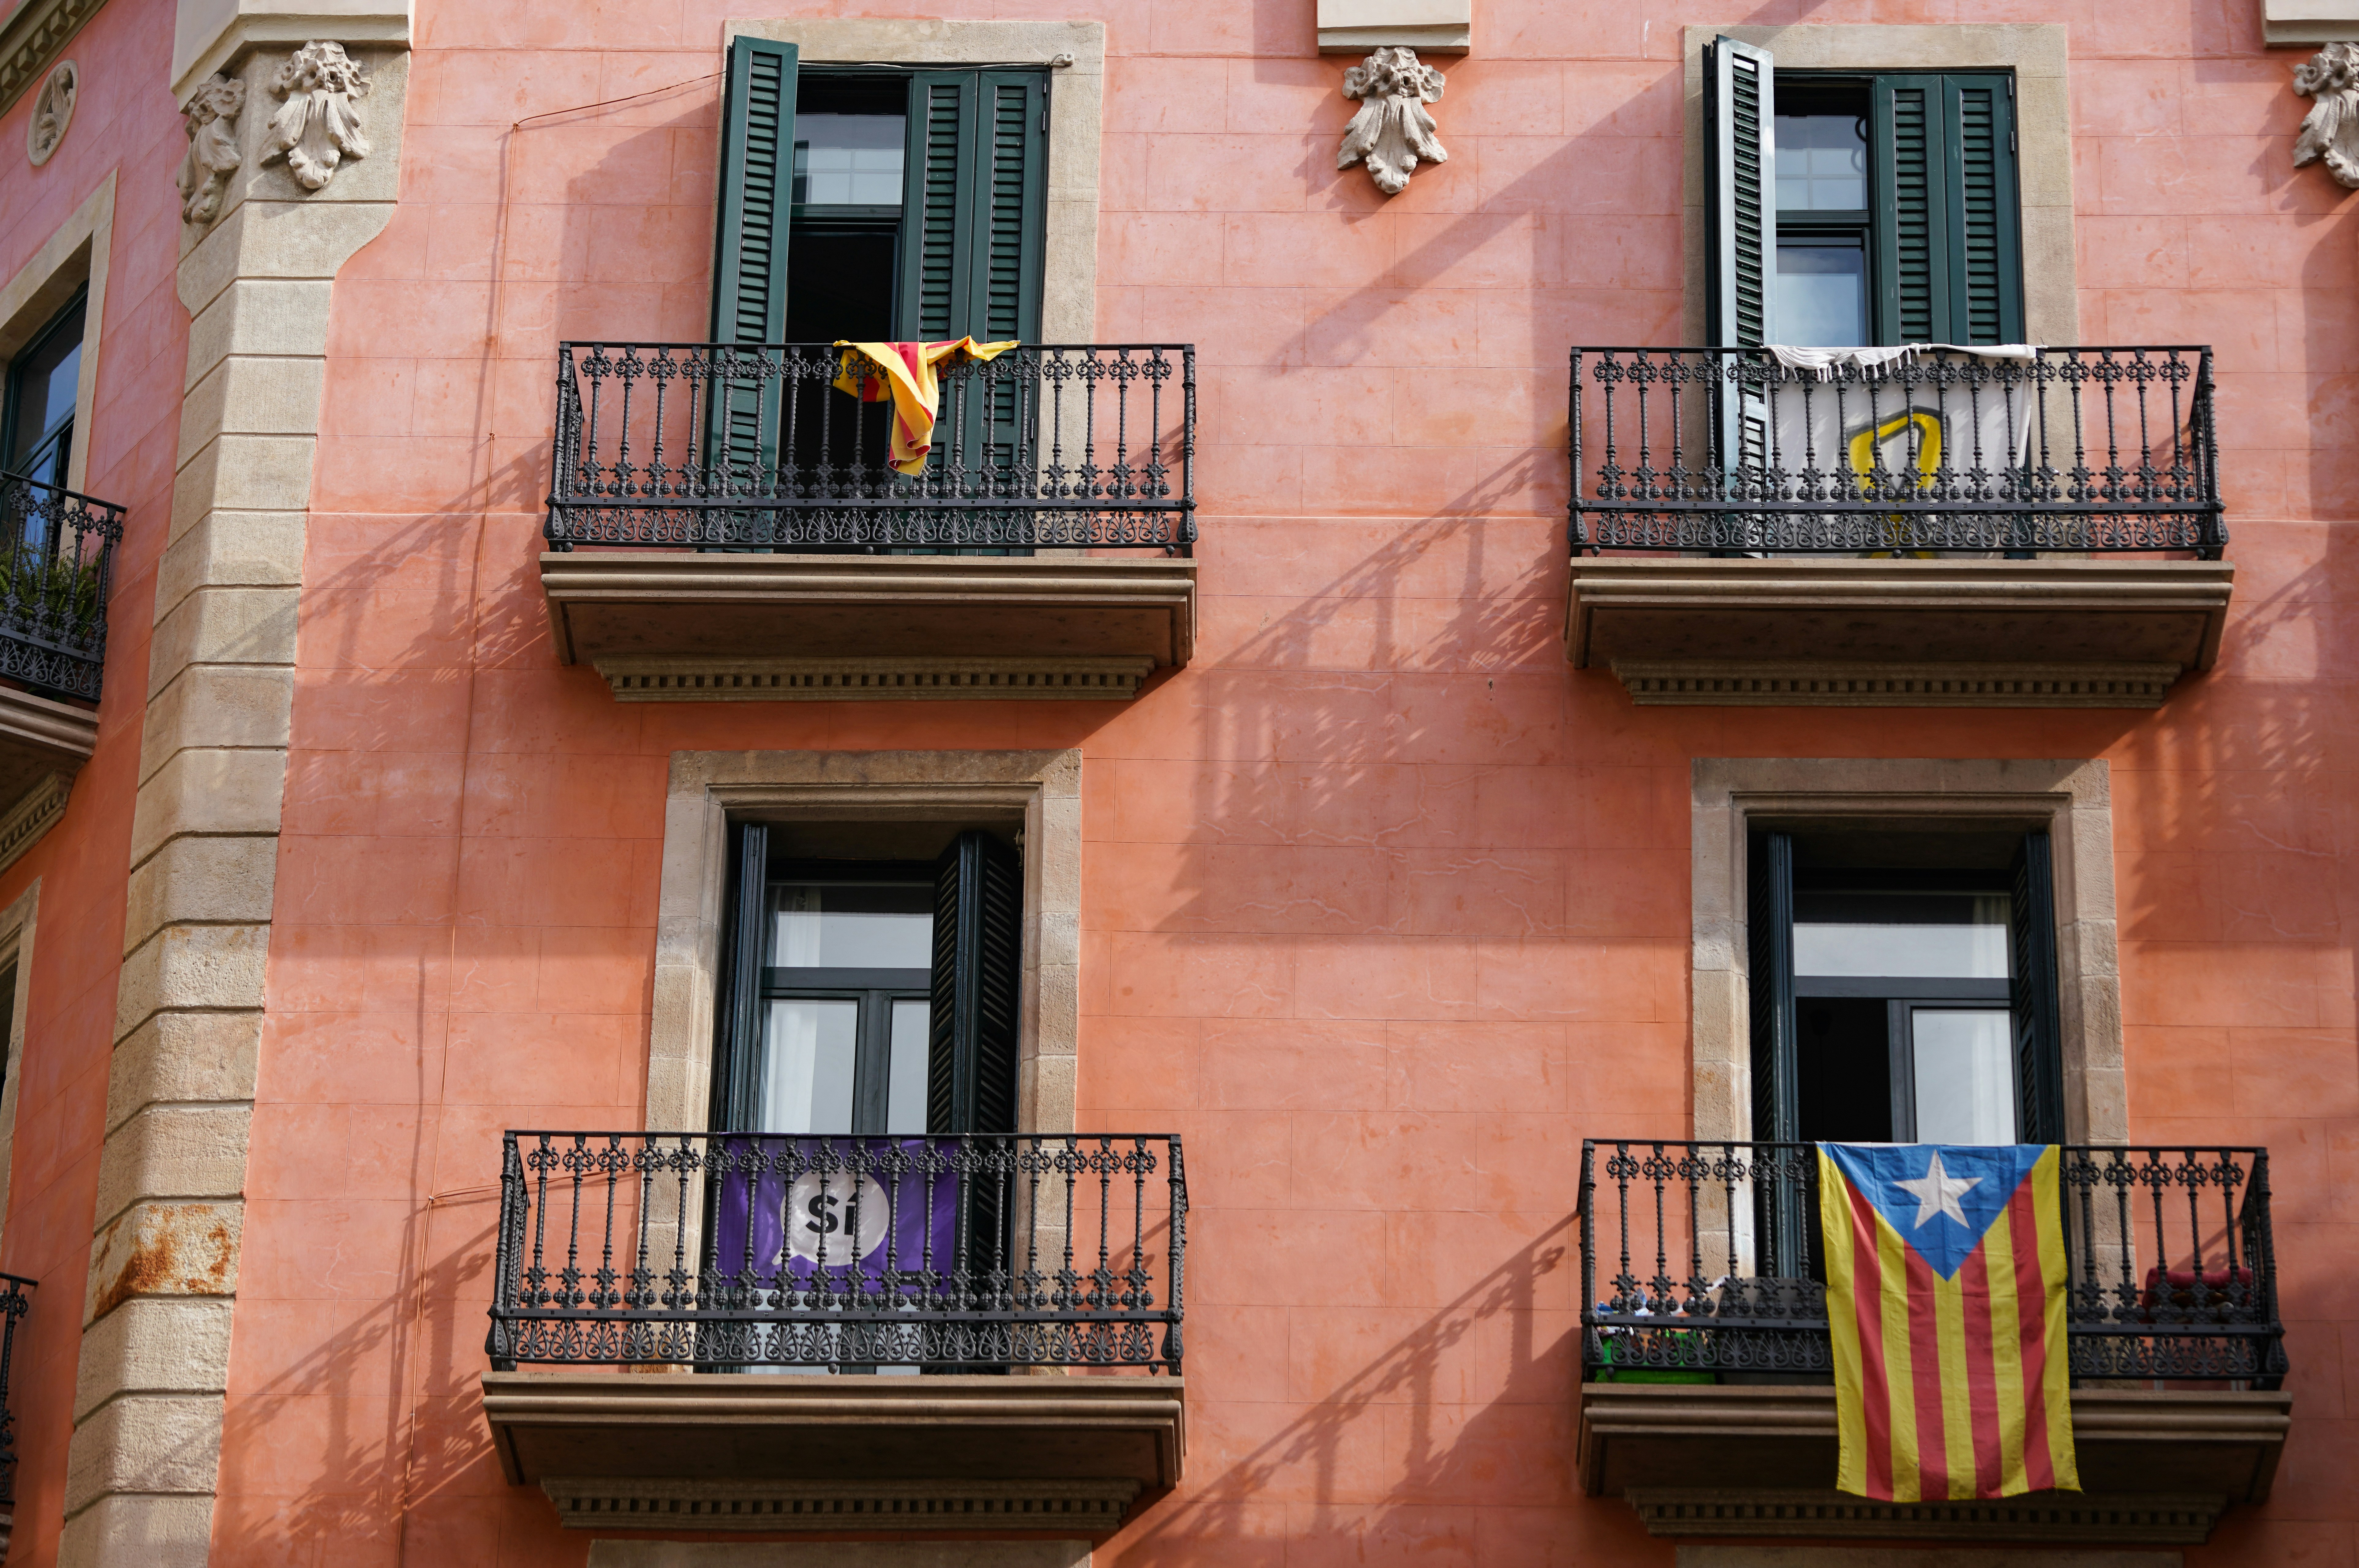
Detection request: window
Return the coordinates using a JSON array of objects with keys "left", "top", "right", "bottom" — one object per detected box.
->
[
  {"left": 712, "top": 825, "right": 1022, "bottom": 1135},
  {"left": 1707, "top": 37, "right": 2024, "bottom": 348},
  {"left": 2, "top": 289, "right": 84, "bottom": 489},
  {"left": 1747, "top": 827, "right": 2063, "bottom": 1276},
  {"left": 1749, "top": 829, "right": 2062, "bottom": 1150},
  {"left": 712, "top": 36, "right": 1048, "bottom": 349}
]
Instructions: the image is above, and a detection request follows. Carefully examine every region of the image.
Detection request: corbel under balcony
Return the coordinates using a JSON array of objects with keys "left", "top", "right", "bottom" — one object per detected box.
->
[
  {"left": 540, "top": 553, "right": 1197, "bottom": 702},
  {"left": 481, "top": 1371, "right": 1186, "bottom": 1536},
  {"left": 1566, "top": 558, "right": 2235, "bottom": 708},
  {"left": 0, "top": 690, "right": 93, "bottom": 873},
  {"left": 1581, "top": 1382, "right": 2290, "bottom": 1544}
]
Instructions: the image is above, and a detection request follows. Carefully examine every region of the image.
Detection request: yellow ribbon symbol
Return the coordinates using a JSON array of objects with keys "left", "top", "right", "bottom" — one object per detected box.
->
[{"left": 1848, "top": 409, "right": 1943, "bottom": 555}]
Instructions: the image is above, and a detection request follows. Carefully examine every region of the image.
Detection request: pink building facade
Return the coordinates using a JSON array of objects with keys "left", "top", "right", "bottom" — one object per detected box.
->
[{"left": 0, "top": 0, "right": 2347, "bottom": 1563}]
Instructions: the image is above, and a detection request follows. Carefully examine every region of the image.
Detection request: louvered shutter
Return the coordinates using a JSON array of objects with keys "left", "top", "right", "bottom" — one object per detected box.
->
[
  {"left": 1873, "top": 73, "right": 2023, "bottom": 344},
  {"left": 1747, "top": 831, "right": 1805, "bottom": 1278},
  {"left": 709, "top": 38, "right": 797, "bottom": 504},
  {"left": 902, "top": 73, "right": 974, "bottom": 340},
  {"left": 714, "top": 821, "right": 771, "bottom": 1130},
  {"left": 1874, "top": 76, "right": 1943, "bottom": 344},
  {"left": 929, "top": 830, "right": 1023, "bottom": 1134},
  {"left": 1946, "top": 74, "right": 2024, "bottom": 345},
  {"left": 2008, "top": 833, "right": 2065, "bottom": 1143},
  {"left": 1706, "top": 37, "right": 1776, "bottom": 350},
  {"left": 971, "top": 72, "right": 1048, "bottom": 342}
]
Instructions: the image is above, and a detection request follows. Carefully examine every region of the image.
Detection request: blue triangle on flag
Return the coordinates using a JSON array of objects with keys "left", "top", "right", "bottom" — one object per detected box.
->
[{"left": 1821, "top": 1143, "right": 2047, "bottom": 1280}]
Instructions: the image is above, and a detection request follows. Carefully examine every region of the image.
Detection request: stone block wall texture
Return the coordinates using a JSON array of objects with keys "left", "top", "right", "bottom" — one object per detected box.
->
[
  {"left": 3, "top": 0, "right": 2357, "bottom": 1564},
  {"left": 0, "top": 0, "right": 195, "bottom": 1562}
]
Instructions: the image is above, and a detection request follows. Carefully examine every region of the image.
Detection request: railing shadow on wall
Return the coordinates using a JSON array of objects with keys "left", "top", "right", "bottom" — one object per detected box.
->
[{"left": 1117, "top": 1214, "right": 1585, "bottom": 1557}]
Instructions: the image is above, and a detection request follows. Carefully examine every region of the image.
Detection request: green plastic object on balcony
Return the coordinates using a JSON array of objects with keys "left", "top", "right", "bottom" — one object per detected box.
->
[{"left": 1593, "top": 1331, "right": 1717, "bottom": 1385}]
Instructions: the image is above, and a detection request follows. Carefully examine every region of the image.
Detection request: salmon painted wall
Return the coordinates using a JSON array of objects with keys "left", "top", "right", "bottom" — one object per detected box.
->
[
  {"left": 0, "top": 0, "right": 190, "bottom": 1558},
  {"left": 211, "top": 0, "right": 2356, "bottom": 1562}
]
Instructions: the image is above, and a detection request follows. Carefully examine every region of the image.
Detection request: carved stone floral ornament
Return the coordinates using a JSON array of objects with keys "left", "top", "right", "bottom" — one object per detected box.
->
[
  {"left": 2293, "top": 40, "right": 2359, "bottom": 188},
  {"left": 27, "top": 59, "right": 76, "bottom": 166},
  {"left": 264, "top": 40, "right": 371, "bottom": 191},
  {"left": 175, "top": 73, "right": 246, "bottom": 225},
  {"left": 1338, "top": 46, "right": 1446, "bottom": 196}
]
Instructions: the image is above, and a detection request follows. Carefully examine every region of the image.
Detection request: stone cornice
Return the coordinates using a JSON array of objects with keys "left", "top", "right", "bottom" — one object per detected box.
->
[{"left": 0, "top": 0, "right": 103, "bottom": 117}]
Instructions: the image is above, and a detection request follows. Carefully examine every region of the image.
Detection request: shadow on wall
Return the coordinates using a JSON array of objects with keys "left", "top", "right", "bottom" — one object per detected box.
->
[{"left": 1108, "top": 1213, "right": 1660, "bottom": 1560}]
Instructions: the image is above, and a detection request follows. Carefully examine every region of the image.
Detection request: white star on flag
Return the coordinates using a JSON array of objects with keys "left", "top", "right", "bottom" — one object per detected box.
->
[{"left": 1894, "top": 1150, "right": 1980, "bottom": 1230}]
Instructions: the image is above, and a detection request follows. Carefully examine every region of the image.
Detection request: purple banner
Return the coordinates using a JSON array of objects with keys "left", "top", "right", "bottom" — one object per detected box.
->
[{"left": 708, "top": 1138, "right": 961, "bottom": 1295}]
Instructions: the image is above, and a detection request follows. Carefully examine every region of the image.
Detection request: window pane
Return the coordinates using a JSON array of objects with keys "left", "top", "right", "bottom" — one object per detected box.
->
[
  {"left": 793, "top": 113, "right": 906, "bottom": 205},
  {"left": 6, "top": 295, "right": 83, "bottom": 478},
  {"left": 887, "top": 998, "right": 930, "bottom": 1132},
  {"left": 1794, "top": 891, "right": 2009, "bottom": 979},
  {"left": 771, "top": 881, "right": 933, "bottom": 969},
  {"left": 761, "top": 998, "right": 858, "bottom": 1133},
  {"left": 1912, "top": 1008, "right": 2015, "bottom": 1144},
  {"left": 1774, "top": 112, "right": 1867, "bottom": 211},
  {"left": 1774, "top": 241, "right": 1867, "bottom": 348}
]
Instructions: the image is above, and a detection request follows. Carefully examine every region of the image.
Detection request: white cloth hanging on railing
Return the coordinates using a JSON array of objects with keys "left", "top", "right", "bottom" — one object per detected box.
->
[
  {"left": 1755, "top": 344, "right": 2042, "bottom": 489},
  {"left": 1764, "top": 342, "right": 2039, "bottom": 379}
]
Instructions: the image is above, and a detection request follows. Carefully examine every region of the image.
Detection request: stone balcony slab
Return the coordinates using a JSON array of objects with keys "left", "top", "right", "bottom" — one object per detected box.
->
[
  {"left": 1566, "top": 558, "right": 2235, "bottom": 707},
  {"left": 540, "top": 553, "right": 1196, "bottom": 701},
  {"left": 1579, "top": 1382, "right": 2289, "bottom": 1543},
  {"left": 481, "top": 1371, "right": 1185, "bottom": 1537}
]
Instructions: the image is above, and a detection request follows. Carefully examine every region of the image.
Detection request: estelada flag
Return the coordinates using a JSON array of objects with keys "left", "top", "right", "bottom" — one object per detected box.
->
[
  {"left": 833, "top": 338, "right": 1020, "bottom": 476},
  {"left": 1817, "top": 1143, "right": 2079, "bottom": 1502}
]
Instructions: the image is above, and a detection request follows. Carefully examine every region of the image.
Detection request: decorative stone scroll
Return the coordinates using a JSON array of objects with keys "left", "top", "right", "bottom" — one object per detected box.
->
[
  {"left": 26, "top": 59, "right": 74, "bottom": 166},
  {"left": 175, "top": 73, "right": 246, "bottom": 225},
  {"left": 263, "top": 40, "right": 371, "bottom": 191},
  {"left": 1337, "top": 45, "right": 1445, "bottom": 195},
  {"left": 2293, "top": 41, "right": 2359, "bottom": 188}
]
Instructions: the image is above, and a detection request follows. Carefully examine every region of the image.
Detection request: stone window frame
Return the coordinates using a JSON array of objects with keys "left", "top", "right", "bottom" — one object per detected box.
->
[
  {"left": 0, "top": 877, "right": 38, "bottom": 1243},
  {"left": 0, "top": 172, "right": 114, "bottom": 494},
  {"left": 719, "top": 18, "right": 1103, "bottom": 345},
  {"left": 647, "top": 749, "right": 1082, "bottom": 1137},
  {"left": 1690, "top": 758, "right": 2126, "bottom": 1149},
  {"left": 1680, "top": 24, "right": 2077, "bottom": 347}
]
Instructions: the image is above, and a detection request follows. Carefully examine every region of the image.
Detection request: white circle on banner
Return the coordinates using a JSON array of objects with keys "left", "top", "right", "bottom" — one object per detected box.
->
[{"left": 783, "top": 1172, "right": 892, "bottom": 1265}]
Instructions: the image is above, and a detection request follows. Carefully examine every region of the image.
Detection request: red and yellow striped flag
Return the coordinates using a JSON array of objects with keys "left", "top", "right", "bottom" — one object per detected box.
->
[{"left": 1817, "top": 1143, "right": 2079, "bottom": 1501}]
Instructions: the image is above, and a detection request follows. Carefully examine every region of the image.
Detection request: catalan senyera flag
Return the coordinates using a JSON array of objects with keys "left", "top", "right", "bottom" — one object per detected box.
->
[
  {"left": 1817, "top": 1143, "right": 2079, "bottom": 1502},
  {"left": 832, "top": 338, "right": 1019, "bottom": 476}
]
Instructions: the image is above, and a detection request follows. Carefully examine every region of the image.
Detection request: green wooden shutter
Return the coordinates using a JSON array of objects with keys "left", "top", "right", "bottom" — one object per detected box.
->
[
  {"left": 929, "top": 830, "right": 1023, "bottom": 1134},
  {"left": 1874, "top": 72, "right": 2023, "bottom": 344},
  {"left": 2008, "top": 833, "right": 2065, "bottom": 1143},
  {"left": 708, "top": 37, "right": 797, "bottom": 508},
  {"left": 1947, "top": 74, "right": 2024, "bottom": 345},
  {"left": 1874, "top": 75, "right": 1945, "bottom": 344},
  {"left": 903, "top": 72, "right": 973, "bottom": 340},
  {"left": 1706, "top": 36, "right": 1776, "bottom": 349},
  {"left": 897, "top": 71, "right": 1046, "bottom": 342},
  {"left": 714, "top": 821, "right": 771, "bottom": 1130},
  {"left": 710, "top": 38, "right": 798, "bottom": 344},
  {"left": 972, "top": 72, "right": 1048, "bottom": 342},
  {"left": 1747, "top": 831, "right": 1805, "bottom": 1276}
]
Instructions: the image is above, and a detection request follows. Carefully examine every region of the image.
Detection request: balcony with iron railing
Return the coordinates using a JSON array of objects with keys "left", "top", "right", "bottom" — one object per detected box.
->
[
  {"left": 0, "top": 474, "right": 120, "bottom": 844},
  {"left": 536, "top": 343, "right": 1198, "bottom": 702},
  {"left": 1562, "top": 347, "right": 2237, "bottom": 707},
  {"left": 1576, "top": 1139, "right": 2291, "bottom": 1545},
  {"left": 479, "top": 1130, "right": 1186, "bottom": 1538},
  {"left": 0, "top": 1272, "right": 34, "bottom": 1555}
]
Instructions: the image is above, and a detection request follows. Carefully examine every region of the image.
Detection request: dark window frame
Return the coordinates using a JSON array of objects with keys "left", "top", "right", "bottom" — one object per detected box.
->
[
  {"left": 2, "top": 286, "right": 86, "bottom": 487},
  {"left": 711, "top": 825, "right": 1023, "bottom": 1137}
]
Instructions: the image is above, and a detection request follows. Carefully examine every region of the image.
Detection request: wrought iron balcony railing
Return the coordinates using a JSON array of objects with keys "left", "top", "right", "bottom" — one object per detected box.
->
[
  {"left": 487, "top": 1130, "right": 1185, "bottom": 1373},
  {"left": 1580, "top": 1140, "right": 2282, "bottom": 1386},
  {"left": 0, "top": 1272, "right": 32, "bottom": 1512},
  {"left": 546, "top": 343, "right": 1195, "bottom": 554},
  {"left": 1568, "top": 346, "right": 2225, "bottom": 557},
  {"left": 0, "top": 472, "right": 123, "bottom": 702}
]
